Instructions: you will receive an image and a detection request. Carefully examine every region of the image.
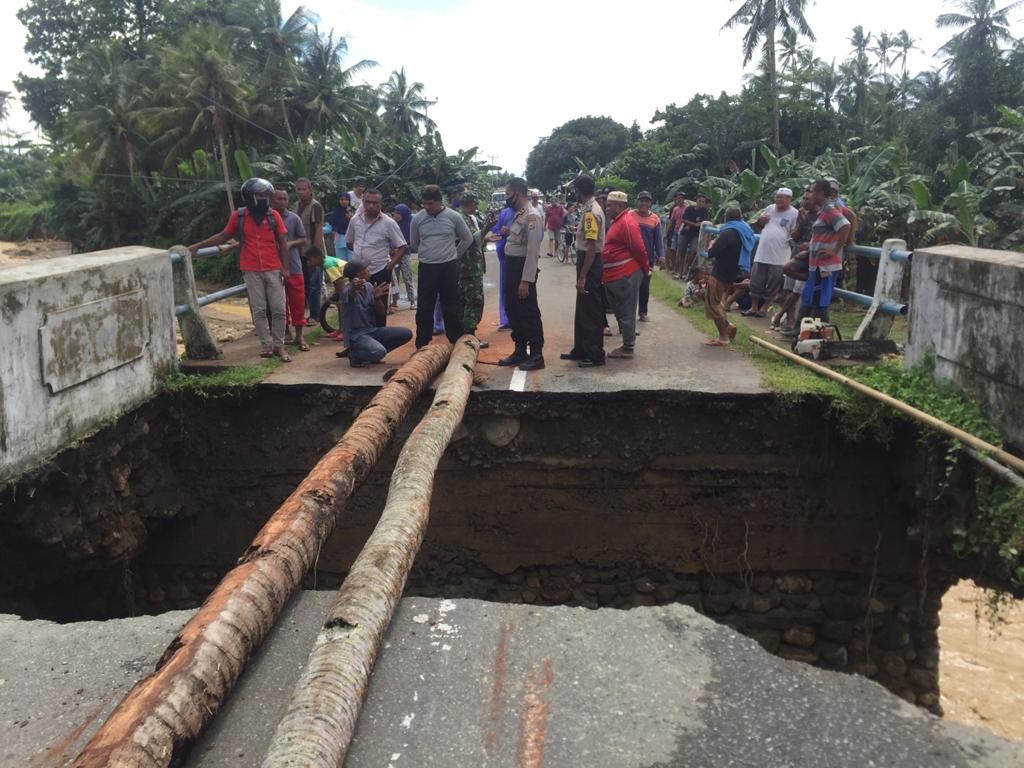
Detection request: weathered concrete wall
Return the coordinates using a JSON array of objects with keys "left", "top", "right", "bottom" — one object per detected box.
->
[
  {"left": 906, "top": 245, "right": 1024, "bottom": 449},
  {"left": 0, "top": 247, "right": 176, "bottom": 481}
]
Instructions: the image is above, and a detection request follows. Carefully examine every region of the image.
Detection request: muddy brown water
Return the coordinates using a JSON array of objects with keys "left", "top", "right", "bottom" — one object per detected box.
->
[
  {"left": 0, "top": 239, "right": 71, "bottom": 264},
  {"left": 939, "top": 580, "right": 1024, "bottom": 741}
]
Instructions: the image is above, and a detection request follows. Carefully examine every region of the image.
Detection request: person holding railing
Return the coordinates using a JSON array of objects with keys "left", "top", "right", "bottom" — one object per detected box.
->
[
  {"left": 188, "top": 177, "right": 291, "bottom": 362},
  {"left": 801, "top": 179, "right": 851, "bottom": 322}
]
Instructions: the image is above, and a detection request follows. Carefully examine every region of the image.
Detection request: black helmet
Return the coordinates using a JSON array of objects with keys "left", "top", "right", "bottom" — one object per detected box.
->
[{"left": 241, "top": 177, "right": 274, "bottom": 208}]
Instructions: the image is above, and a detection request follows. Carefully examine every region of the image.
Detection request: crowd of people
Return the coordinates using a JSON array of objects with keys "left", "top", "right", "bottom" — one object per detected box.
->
[{"left": 187, "top": 171, "right": 857, "bottom": 370}]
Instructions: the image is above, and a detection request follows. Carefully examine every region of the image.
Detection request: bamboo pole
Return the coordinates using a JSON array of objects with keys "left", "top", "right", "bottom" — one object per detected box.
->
[
  {"left": 262, "top": 335, "right": 481, "bottom": 768},
  {"left": 72, "top": 345, "right": 453, "bottom": 768},
  {"left": 749, "top": 335, "right": 1024, "bottom": 475}
]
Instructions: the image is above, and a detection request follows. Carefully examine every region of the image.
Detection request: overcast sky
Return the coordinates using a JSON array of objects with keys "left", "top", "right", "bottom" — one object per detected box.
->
[{"left": 1, "top": 0, "right": 1022, "bottom": 174}]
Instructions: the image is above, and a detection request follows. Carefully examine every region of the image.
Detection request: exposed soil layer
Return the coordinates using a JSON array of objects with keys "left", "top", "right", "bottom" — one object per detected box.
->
[{"left": 0, "top": 386, "right": 988, "bottom": 718}]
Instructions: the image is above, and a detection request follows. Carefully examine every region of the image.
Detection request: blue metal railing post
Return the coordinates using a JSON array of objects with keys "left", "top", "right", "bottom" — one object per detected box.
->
[{"left": 853, "top": 238, "right": 909, "bottom": 341}]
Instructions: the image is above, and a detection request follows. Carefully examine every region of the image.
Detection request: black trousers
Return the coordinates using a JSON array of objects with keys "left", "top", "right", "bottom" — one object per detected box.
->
[
  {"left": 369, "top": 267, "right": 392, "bottom": 328},
  {"left": 416, "top": 260, "right": 464, "bottom": 347},
  {"left": 571, "top": 251, "right": 605, "bottom": 362},
  {"left": 504, "top": 256, "right": 544, "bottom": 351},
  {"left": 639, "top": 272, "right": 651, "bottom": 316}
]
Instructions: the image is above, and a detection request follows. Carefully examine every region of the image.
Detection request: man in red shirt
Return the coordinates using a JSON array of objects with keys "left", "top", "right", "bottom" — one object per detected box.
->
[
  {"left": 665, "top": 191, "right": 687, "bottom": 275},
  {"left": 189, "top": 177, "right": 291, "bottom": 361},
  {"left": 602, "top": 191, "right": 650, "bottom": 360},
  {"left": 544, "top": 198, "right": 566, "bottom": 258}
]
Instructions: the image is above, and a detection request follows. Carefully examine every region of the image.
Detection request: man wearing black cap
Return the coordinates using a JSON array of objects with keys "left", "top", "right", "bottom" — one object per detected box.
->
[
  {"left": 560, "top": 173, "right": 606, "bottom": 366},
  {"left": 677, "top": 193, "right": 710, "bottom": 278},
  {"left": 336, "top": 260, "right": 413, "bottom": 368}
]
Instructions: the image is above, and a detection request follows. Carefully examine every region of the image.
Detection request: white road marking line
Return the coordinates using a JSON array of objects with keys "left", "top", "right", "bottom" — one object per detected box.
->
[{"left": 510, "top": 368, "right": 527, "bottom": 392}]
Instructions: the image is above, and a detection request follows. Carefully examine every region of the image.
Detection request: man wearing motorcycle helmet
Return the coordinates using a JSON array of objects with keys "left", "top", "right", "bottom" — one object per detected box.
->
[{"left": 189, "top": 178, "right": 292, "bottom": 361}]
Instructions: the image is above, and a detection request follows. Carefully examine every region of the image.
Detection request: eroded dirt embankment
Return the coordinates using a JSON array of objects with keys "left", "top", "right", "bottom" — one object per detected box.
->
[{"left": 0, "top": 386, "right": 1019, "bottom": 732}]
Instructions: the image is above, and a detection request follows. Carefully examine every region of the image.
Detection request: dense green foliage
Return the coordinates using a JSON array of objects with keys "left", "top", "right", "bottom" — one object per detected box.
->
[
  {"left": 528, "top": 2, "right": 1024, "bottom": 250},
  {"left": 525, "top": 116, "right": 630, "bottom": 192},
  {"left": 842, "top": 356, "right": 1024, "bottom": 590},
  {"left": 8, "top": 0, "right": 495, "bottom": 250}
]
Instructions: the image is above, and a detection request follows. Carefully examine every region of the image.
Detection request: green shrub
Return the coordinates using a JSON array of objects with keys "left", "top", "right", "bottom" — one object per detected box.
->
[
  {"left": 0, "top": 200, "right": 53, "bottom": 240},
  {"left": 193, "top": 251, "right": 243, "bottom": 286}
]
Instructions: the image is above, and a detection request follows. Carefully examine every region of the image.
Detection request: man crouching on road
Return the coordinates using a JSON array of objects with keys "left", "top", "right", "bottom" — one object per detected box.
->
[{"left": 337, "top": 260, "right": 413, "bottom": 368}]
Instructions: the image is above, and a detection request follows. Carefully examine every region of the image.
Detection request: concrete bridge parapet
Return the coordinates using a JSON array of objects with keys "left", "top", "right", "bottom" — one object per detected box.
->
[
  {"left": 907, "top": 245, "right": 1024, "bottom": 451},
  {"left": 0, "top": 247, "right": 176, "bottom": 481}
]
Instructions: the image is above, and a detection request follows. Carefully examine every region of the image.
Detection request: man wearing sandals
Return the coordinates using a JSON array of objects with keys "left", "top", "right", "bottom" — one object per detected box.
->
[
  {"left": 189, "top": 177, "right": 292, "bottom": 362},
  {"left": 601, "top": 191, "right": 650, "bottom": 360},
  {"left": 704, "top": 207, "right": 750, "bottom": 347},
  {"left": 745, "top": 187, "right": 798, "bottom": 318},
  {"left": 272, "top": 188, "right": 311, "bottom": 352}
]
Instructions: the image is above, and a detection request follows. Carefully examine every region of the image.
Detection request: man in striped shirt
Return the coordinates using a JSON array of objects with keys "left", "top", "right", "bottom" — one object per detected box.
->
[{"left": 803, "top": 179, "right": 851, "bottom": 320}]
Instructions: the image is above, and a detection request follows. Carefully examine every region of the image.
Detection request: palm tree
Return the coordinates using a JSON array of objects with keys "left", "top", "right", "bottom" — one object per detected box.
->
[
  {"left": 379, "top": 67, "right": 437, "bottom": 137},
  {"left": 937, "top": 0, "right": 1022, "bottom": 55},
  {"left": 722, "top": 0, "right": 815, "bottom": 153},
  {"left": 936, "top": 0, "right": 1022, "bottom": 127},
  {"left": 777, "top": 28, "right": 809, "bottom": 75},
  {"left": 65, "top": 44, "right": 149, "bottom": 184},
  {"left": 872, "top": 31, "right": 895, "bottom": 81},
  {"left": 0, "top": 90, "right": 11, "bottom": 149},
  {"left": 296, "top": 28, "right": 377, "bottom": 139},
  {"left": 231, "top": 0, "right": 313, "bottom": 141},
  {"left": 893, "top": 30, "right": 917, "bottom": 79},
  {"left": 805, "top": 61, "right": 841, "bottom": 112},
  {"left": 838, "top": 55, "right": 874, "bottom": 134},
  {"left": 152, "top": 26, "right": 251, "bottom": 213},
  {"left": 849, "top": 25, "right": 872, "bottom": 58}
]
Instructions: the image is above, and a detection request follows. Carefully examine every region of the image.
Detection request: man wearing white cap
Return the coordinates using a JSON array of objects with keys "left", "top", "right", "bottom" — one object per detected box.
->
[
  {"left": 600, "top": 190, "right": 650, "bottom": 359},
  {"left": 745, "top": 187, "right": 799, "bottom": 318}
]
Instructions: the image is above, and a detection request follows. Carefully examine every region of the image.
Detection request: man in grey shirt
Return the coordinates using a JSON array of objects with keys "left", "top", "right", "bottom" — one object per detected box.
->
[
  {"left": 273, "top": 188, "right": 309, "bottom": 350},
  {"left": 410, "top": 184, "right": 473, "bottom": 347},
  {"left": 346, "top": 187, "right": 407, "bottom": 327}
]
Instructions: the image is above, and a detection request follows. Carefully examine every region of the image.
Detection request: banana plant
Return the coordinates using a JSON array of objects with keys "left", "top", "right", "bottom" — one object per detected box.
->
[
  {"left": 696, "top": 176, "right": 740, "bottom": 220},
  {"left": 907, "top": 180, "right": 995, "bottom": 247}
]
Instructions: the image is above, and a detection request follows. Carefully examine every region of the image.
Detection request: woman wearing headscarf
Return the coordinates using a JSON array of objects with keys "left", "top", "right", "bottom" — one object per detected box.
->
[
  {"left": 325, "top": 191, "right": 354, "bottom": 262},
  {"left": 390, "top": 202, "right": 417, "bottom": 309}
]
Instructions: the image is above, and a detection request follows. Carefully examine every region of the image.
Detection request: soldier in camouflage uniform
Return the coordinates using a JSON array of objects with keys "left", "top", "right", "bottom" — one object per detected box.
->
[{"left": 458, "top": 194, "right": 487, "bottom": 346}]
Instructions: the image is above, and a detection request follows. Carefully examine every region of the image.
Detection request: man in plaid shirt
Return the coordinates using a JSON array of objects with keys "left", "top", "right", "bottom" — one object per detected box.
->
[{"left": 801, "top": 179, "right": 851, "bottom": 321}]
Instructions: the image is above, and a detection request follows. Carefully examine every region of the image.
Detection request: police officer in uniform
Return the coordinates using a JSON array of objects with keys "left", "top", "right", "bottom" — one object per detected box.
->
[{"left": 496, "top": 177, "right": 545, "bottom": 370}]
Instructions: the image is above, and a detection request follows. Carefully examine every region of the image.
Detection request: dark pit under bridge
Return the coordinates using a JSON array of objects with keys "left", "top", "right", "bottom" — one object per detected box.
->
[{"left": 0, "top": 385, "right": 974, "bottom": 714}]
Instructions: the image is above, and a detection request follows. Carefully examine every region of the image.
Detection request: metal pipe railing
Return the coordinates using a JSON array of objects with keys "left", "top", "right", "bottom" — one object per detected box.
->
[
  {"left": 847, "top": 244, "right": 912, "bottom": 263},
  {"left": 198, "top": 283, "right": 247, "bottom": 307},
  {"left": 169, "top": 245, "right": 230, "bottom": 264},
  {"left": 174, "top": 283, "right": 247, "bottom": 317},
  {"left": 833, "top": 288, "right": 907, "bottom": 315},
  {"left": 697, "top": 223, "right": 909, "bottom": 316},
  {"left": 171, "top": 245, "right": 244, "bottom": 317}
]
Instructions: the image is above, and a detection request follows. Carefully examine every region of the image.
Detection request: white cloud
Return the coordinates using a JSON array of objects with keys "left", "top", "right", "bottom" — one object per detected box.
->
[
  {"left": 0, "top": 0, "right": 1021, "bottom": 171},
  {"left": 313, "top": 0, "right": 1023, "bottom": 174}
]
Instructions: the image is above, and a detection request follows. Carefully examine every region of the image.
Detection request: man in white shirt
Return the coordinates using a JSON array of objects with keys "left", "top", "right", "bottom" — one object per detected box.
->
[
  {"left": 346, "top": 187, "right": 407, "bottom": 327},
  {"left": 348, "top": 179, "right": 367, "bottom": 211},
  {"left": 745, "top": 187, "right": 798, "bottom": 318}
]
